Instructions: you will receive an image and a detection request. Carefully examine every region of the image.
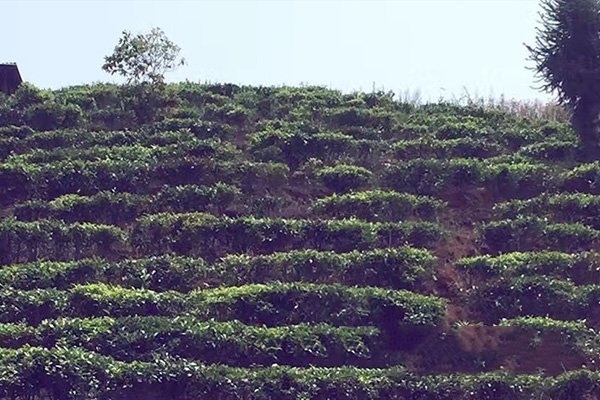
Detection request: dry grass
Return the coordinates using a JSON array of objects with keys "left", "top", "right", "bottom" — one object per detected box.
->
[
  {"left": 392, "top": 86, "right": 571, "bottom": 122},
  {"left": 464, "top": 94, "right": 571, "bottom": 122}
]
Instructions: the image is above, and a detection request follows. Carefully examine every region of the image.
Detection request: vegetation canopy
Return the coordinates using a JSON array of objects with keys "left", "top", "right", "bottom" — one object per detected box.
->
[
  {"left": 527, "top": 0, "right": 600, "bottom": 155},
  {"left": 102, "top": 27, "right": 185, "bottom": 85}
]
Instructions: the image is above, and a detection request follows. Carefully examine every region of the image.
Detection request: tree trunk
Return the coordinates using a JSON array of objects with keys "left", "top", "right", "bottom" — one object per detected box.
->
[{"left": 572, "top": 101, "right": 600, "bottom": 160}]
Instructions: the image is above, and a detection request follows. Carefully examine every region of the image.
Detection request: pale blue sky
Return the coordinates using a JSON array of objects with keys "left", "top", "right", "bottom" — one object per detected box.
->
[{"left": 3, "top": 0, "right": 550, "bottom": 101}]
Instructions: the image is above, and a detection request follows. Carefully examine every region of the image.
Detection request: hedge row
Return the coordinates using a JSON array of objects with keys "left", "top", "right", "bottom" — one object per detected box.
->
[
  {"left": 0, "top": 159, "right": 289, "bottom": 203},
  {"left": 404, "top": 113, "right": 572, "bottom": 150},
  {"left": 0, "top": 282, "right": 447, "bottom": 329},
  {"left": 479, "top": 217, "right": 600, "bottom": 253},
  {"left": 392, "top": 137, "right": 503, "bottom": 160},
  {"left": 0, "top": 247, "right": 435, "bottom": 292},
  {"left": 7, "top": 137, "right": 239, "bottom": 165},
  {"left": 0, "top": 346, "right": 597, "bottom": 400},
  {"left": 381, "top": 158, "right": 554, "bottom": 198},
  {"left": 479, "top": 217, "right": 599, "bottom": 253},
  {"left": 516, "top": 140, "right": 578, "bottom": 161},
  {"left": 218, "top": 247, "right": 436, "bottom": 290},
  {"left": 131, "top": 212, "right": 444, "bottom": 259},
  {"left": 456, "top": 251, "right": 600, "bottom": 285},
  {"left": 467, "top": 276, "right": 599, "bottom": 323},
  {"left": 0, "top": 317, "right": 394, "bottom": 367},
  {"left": 311, "top": 190, "right": 444, "bottom": 222},
  {"left": 494, "top": 193, "right": 600, "bottom": 229},
  {"left": 0, "top": 125, "right": 234, "bottom": 156},
  {"left": 316, "top": 164, "right": 373, "bottom": 193},
  {"left": 561, "top": 161, "right": 600, "bottom": 194},
  {"left": 497, "top": 317, "right": 599, "bottom": 362},
  {"left": 242, "top": 131, "right": 573, "bottom": 167},
  {"left": 14, "top": 183, "right": 241, "bottom": 224},
  {"left": 0, "top": 256, "right": 200, "bottom": 292},
  {"left": 249, "top": 129, "right": 387, "bottom": 168},
  {"left": 497, "top": 317, "right": 598, "bottom": 356},
  {"left": 0, "top": 218, "right": 125, "bottom": 265}
]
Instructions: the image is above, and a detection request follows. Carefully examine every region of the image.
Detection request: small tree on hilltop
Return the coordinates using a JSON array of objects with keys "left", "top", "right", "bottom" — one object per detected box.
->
[
  {"left": 102, "top": 27, "right": 185, "bottom": 125},
  {"left": 526, "top": 0, "right": 600, "bottom": 157},
  {"left": 102, "top": 27, "right": 185, "bottom": 85}
]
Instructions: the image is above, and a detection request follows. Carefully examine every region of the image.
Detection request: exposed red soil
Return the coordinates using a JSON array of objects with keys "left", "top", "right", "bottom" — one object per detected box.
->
[{"left": 413, "top": 186, "right": 595, "bottom": 376}]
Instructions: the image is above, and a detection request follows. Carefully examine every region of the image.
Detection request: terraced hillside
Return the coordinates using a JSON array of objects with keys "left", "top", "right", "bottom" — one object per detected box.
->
[{"left": 0, "top": 83, "right": 599, "bottom": 399}]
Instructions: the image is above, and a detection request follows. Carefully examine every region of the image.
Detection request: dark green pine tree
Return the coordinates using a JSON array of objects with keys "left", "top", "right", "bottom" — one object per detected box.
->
[{"left": 527, "top": 0, "right": 600, "bottom": 158}]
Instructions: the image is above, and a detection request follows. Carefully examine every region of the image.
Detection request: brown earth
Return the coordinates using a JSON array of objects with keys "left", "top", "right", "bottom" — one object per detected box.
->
[{"left": 412, "top": 186, "right": 596, "bottom": 376}]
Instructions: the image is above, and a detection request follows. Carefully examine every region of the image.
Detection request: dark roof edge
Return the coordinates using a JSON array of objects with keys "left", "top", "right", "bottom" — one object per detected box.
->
[{"left": 0, "top": 63, "right": 23, "bottom": 84}]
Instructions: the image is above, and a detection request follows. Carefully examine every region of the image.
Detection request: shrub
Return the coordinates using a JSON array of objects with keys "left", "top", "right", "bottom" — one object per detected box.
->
[
  {"left": 317, "top": 164, "right": 373, "bottom": 193},
  {"left": 480, "top": 217, "right": 599, "bottom": 253},
  {"left": 561, "top": 161, "right": 600, "bottom": 193},
  {"left": 312, "top": 190, "right": 444, "bottom": 222}
]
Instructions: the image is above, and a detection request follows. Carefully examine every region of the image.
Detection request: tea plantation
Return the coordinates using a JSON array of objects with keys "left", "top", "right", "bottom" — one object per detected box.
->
[{"left": 0, "top": 83, "right": 598, "bottom": 399}]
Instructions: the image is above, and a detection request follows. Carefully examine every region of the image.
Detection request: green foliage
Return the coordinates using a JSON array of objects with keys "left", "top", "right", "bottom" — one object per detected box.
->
[
  {"left": 486, "top": 161, "right": 555, "bottom": 199},
  {"left": 219, "top": 247, "right": 437, "bottom": 290},
  {"left": 15, "top": 192, "right": 143, "bottom": 224},
  {"left": 480, "top": 216, "right": 599, "bottom": 253},
  {"left": 152, "top": 117, "right": 234, "bottom": 139},
  {"left": 527, "top": 0, "right": 600, "bottom": 106},
  {"left": 192, "top": 282, "right": 446, "bottom": 328},
  {"left": 431, "top": 116, "right": 492, "bottom": 140},
  {"left": 517, "top": 139, "right": 578, "bottom": 161},
  {"left": 317, "top": 164, "right": 373, "bottom": 193},
  {"left": 0, "top": 218, "right": 126, "bottom": 265},
  {"left": 102, "top": 27, "right": 185, "bottom": 84},
  {"left": 0, "top": 247, "right": 436, "bottom": 292},
  {"left": 327, "top": 107, "right": 394, "bottom": 134},
  {"left": 218, "top": 161, "right": 290, "bottom": 193},
  {"left": 527, "top": 0, "right": 600, "bottom": 152},
  {"left": 380, "top": 158, "right": 487, "bottom": 195},
  {"left": 249, "top": 129, "right": 359, "bottom": 167},
  {"left": 0, "top": 346, "right": 598, "bottom": 399},
  {"left": 468, "top": 276, "right": 596, "bottom": 323},
  {"left": 498, "top": 317, "right": 599, "bottom": 358},
  {"left": 0, "top": 83, "right": 83, "bottom": 131},
  {"left": 0, "top": 282, "right": 446, "bottom": 330},
  {"left": 0, "top": 317, "right": 387, "bottom": 367},
  {"left": 131, "top": 212, "right": 444, "bottom": 259},
  {"left": 393, "top": 137, "right": 502, "bottom": 159},
  {"left": 311, "top": 190, "right": 444, "bottom": 222},
  {"left": 13, "top": 182, "right": 241, "bottom": 225},
  {"left": 561, "top": 161, "right": 600, "bottom": 193},
  {"left": 12, "top": 82, "right": 53, "bottom": 108},
  {"left": 494, "top": 193, "right": 600, "bottom": 228},
  {"left": 2, "top": 81, "right": 600, "bottom": 391},
  {"left": 457, "top": 251, "right": 600, "bottom": 285},
  {"left": 0, "top": 142, "right": 249, "bottom": 203}
]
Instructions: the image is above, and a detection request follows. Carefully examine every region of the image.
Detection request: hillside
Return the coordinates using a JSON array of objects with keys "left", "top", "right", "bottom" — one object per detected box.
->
[{"left": 0, "top": 82, "right": 599, "bottom": 399}]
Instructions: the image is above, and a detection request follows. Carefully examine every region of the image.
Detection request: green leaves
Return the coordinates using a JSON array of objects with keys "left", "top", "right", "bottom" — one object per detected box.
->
[
  {"left": 0, "top": 346, "right": 598, "bottom": 399},
  {"left": 480, "top": 217, "right": 599, "bottom": 253},
  {"left": 312, "top": 190, "right": 444, "bottom": 222},
  {"left": 131, "top": 213, "right": 444, "bottom": 259},
  {"left": 0, "top": 218, "right": 125, "bottom": 265},
  {"left": 527, "top": 0, "right": 600, "bottom": 108},
  {"left": 456, "top": 251, "right": 600, "bottom": 285},
  {"left": 527, "top": 0, "right": 600, "bottom": 152},
  {"left": 0, "top": 317, "right": 386, "bottom": 367},
  {"left": 494, "top": 193, "right": 600, "bottom": 228},
  {"left": 0, "top": 283, "right": 446, "bottom": 330},
  {"left": 316, "top": 164, "right": 373, "bottom": 194},
  {"left": 468, "top": 276, "right": 598, "bottom": 323},
  {"left": 102, "top": 27, "right": 185, "bottom": 85}
]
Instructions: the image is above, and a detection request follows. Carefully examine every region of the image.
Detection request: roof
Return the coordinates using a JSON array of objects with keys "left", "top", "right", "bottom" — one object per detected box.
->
[{"left": 0, "top": 63, "right": 23, "bottom": 95}]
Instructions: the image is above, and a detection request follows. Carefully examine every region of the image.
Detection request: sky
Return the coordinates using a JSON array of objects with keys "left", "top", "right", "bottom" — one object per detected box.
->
[{"left": 3, "top": 0, "right": 552, "bottom": 102}]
